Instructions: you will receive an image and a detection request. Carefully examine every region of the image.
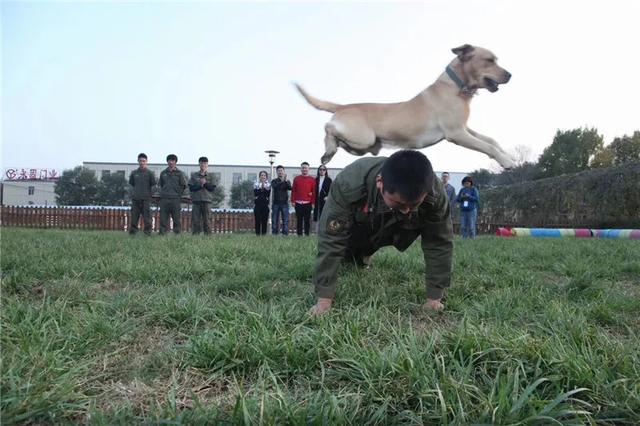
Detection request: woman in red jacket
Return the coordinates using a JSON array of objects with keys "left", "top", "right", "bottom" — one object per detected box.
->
[{"left": 291, "top": 161, "right": 316, "bottom": 236}]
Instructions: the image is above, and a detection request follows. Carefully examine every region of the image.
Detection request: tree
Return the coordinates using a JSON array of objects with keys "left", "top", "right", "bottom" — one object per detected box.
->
[
  {"left": 97, "top": 172, "right": 128, "bottom": 206},
  {"left": 495, "top": 162, "right": 540, "bottom": 185},
  {"left": 609, "top": 131, "right": 640, "bottom": 165},
  {"left": 510, "top": 144, "right": 534, "bottom": 167},
  {"left": 55, "top": 166, "right": 100, "bottom": 205},
  {"left": 469, "top": 168, "right": 496, "bottom": 190},
  {"left": 590, "top": 146, "right": 614, "bottom": 169},
  {"left": 211, "top": 185, "right": 225, "bottom": 208},
  {"left": 537, "top": 127, "right": 604, "bottom": 178},
  {"left": 230, "top": 180, "right": 254, "bottom": 209}
]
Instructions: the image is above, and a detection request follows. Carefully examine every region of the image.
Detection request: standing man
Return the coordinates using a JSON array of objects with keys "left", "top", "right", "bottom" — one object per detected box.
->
[
  {"left": 441, "top": 172, "right": 456, "bottom": 220},
  {"left": 188, "top": 156, "right": 216, "bottom": 235},
  {"left": 310, "top": 150, "right": 453, "bottom": 315},
  {"left": 128, "top": 153, "right": 156, "bottom": 235},
  {"left": 291, "top": 161, "right": 316, "bottom": 236},
  {"left": 271, "top": 165, "right": 292, "bottom": 235},
  {"left": 159, "top": 154, "right": 187, "bottom": 235}
]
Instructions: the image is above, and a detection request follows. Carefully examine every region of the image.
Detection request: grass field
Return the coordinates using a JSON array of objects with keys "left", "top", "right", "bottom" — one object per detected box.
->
[{"left": 1, "top": 228, "right": 639, "bottom": 424}]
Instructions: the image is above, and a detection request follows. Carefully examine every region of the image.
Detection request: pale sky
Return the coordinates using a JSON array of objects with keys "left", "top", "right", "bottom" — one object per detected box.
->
[{"left": 2, "top": 0, "right": 639, "bottom": 174}]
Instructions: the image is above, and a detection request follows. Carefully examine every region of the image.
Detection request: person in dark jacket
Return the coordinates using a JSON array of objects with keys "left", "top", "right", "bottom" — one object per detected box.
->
[
  {"left": 270, "top": 165, "right": 292, "bottom": 235},
  {"left": 456, "top": 176, "right": 480, "bottom": 239},
  {"left": 441, "top": 172, "right": 457, "bottom": 222},
  {"left": 128, "top": 153, "right": 156, "bottom": 235},
  {"left": 188, "top": 156, "right": 216, "bottom": 235},
  {"left": 253, "top": 170, "right": 271, "bottom": 235},
  {"left": 313, "top": 165, "right": 332, "bottom": 227},
  {"left": 159, "top": 154, "right": 187, "bottom": 235}
]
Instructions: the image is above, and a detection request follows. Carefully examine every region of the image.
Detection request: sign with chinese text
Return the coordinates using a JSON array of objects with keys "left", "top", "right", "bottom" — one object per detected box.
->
[{"left": 4, "top": 168, "right": 60, "bottom": 181}]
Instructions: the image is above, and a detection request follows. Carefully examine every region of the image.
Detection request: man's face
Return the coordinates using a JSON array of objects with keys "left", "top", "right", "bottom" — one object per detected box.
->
[
  {"left": 463, "top": 181, "right": 472, "bottom": 188},
  {"left": 277, "top": 168, "right": 285, "bottom": 178},
  {"left": 441, "top": 173, "right": 449, "bottom": 184},
  {"left": 138, "top": 158, "right": 147, "bottom": 169},
  {"left": 199, "top": 161, "right": 208, "bottom": 172},
  {"left": 300, "top": 164, "right": 310, "bottom": 176},
  {"left": 167, "top": 159, "right": 177, "bottom": 169},
  {"left": 376, "top": 178, "right": 427, "bottom": 214}
]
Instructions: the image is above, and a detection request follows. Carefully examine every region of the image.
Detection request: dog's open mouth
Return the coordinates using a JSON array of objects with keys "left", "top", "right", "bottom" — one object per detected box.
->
[{"left": 484, "top": 77, "right": 499, "bottom": 92}]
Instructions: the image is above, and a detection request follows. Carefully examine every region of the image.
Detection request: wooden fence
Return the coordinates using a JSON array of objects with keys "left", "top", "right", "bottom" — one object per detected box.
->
[
  {"left": 0, "top": 205, "right": 516, "bottom": 235},
  {"left": 0, "top": 206, "right": 301, "bottom": 233}
]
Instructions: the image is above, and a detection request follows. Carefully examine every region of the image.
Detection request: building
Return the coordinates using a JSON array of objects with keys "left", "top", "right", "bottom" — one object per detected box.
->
[
  {"left": 1, "top": 180, "right": 57, "bottom": 206},
  {"left": 1, "top": 167, "right": 61, "bottom": 206}
]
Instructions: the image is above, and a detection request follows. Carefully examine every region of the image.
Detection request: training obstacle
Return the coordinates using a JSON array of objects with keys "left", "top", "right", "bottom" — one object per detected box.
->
[{"left": 496, "top": 227, "right": 640, "bottom": 239}]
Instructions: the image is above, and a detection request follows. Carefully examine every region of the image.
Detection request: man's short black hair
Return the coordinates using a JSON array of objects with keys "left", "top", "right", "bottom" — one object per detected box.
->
[
  {"left": 198, "top": 156, "right": 208, "bottom": 163},
  {"left": 301, "top": 161, "right": 309, "bottom": 167},
  {"left": 380, "top": 150, "right": 435, "bottom": 202},
  {"left": 276, "top": 165, "right": 284, "bottom": 171},
  {"left": 137, "top": 153, "right": 147, "bottom": 160},
  {"left": 166, "top": 154, "right": 178, "bottom": 162}
]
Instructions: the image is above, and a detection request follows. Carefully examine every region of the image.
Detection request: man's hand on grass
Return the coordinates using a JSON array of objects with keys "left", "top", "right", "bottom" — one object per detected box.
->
[
  {"left": 422, "top": 298, "right": 444, "bottom": 311},
  {"left": 309, "top": 298, "right": 333, "bottom": 316}
]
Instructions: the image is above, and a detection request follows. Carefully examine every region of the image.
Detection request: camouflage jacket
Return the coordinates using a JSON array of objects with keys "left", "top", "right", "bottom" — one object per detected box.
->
[{"left": 313, "top": 157, "right": 453, "bottom": 300}]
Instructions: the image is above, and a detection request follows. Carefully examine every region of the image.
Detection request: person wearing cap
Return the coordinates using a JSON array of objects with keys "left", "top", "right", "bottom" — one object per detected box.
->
[
  {"left": 159, "top": 154, "right": 187, "bottom": 235},
  {"left": 310, "top": 150, "right": 453, "bottom": 316},
  {"left": 128, "top": 153, "right": 157, "bottom": 235},
  {"left": 188, "top": 156, "right": 217, "bottom": 235},
  {"left": 456, "top": 176, "right": 480, "bottom": 239}
]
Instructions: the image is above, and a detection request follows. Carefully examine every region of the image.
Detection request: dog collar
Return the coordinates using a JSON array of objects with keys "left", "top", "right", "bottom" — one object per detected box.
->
[{"left": 446, "top": 65, "right": 475, "bottom": 95}]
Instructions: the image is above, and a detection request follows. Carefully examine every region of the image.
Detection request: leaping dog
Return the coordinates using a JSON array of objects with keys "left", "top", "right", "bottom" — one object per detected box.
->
[{"left": 295, "top": 44, "right": 516, "bottom": 169}]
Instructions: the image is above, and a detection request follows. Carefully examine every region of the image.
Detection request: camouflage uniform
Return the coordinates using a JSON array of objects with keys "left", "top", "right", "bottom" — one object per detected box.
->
[
  {"left": 128, "top": 167, "right": 157, "bottom": 235},
  {"left": 188, "top": 171, "right": 217, "bottom": 234},
  {"left": 313, "top": 157, "right": 454, "bottom": 301},
  {"left": 159, "top": 167, "right": 187, "bottom": 234}
]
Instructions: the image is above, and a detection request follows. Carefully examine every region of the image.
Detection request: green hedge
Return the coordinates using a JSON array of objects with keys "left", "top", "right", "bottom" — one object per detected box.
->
[{"left": 479, "top": 163, "right": 640, "bottom": 228}]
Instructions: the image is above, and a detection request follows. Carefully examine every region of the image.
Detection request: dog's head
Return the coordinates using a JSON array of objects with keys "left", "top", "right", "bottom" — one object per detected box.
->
[{"left": 451, "top": 44, "right": 511, "bottom": 92}]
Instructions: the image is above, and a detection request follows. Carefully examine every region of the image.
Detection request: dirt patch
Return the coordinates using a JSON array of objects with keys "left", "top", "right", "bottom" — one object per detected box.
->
[
  {"left": 411, "top": 311, "right": 457, "bottom": 335},
  {"left": 95, "top": 279, "right": 133, "bottom": 294},
  {"left": 616, "top": 280, "right": 640, "bottom": 298},
  {"left": 86, "top": 326, "right": 238, "bottom": 417},
  {"left": 94, "top": 368, "right": 238, "bottom": 417}
]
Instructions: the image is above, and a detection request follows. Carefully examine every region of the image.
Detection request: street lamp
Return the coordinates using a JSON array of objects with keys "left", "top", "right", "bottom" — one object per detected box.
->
[{"left": 264, "top": 150, "right": 279, "bottom": 181}]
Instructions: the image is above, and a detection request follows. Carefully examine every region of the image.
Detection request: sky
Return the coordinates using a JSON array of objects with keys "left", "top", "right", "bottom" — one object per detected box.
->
[{"left": 2, "top": 0, "right": 639, "bottom": 174}]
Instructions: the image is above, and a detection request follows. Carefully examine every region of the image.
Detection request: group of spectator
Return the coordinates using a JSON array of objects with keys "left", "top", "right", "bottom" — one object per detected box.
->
[
  {"left": 129, "top": 152, "right": 479, "bottom": 239},
  {"left": 128, "top": 153, "right": 216, "bottom": 235},
  {"left": 252, "top": 162, "right": 332, "bottom": 236},
  {"left": 128, "top": 154, "right": 334, "bottom": 237}
]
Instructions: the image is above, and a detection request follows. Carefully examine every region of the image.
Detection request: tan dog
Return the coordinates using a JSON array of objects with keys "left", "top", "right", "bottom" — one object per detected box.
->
[{"left": 296, "top": 44, "right": 516, "bottom": 169}]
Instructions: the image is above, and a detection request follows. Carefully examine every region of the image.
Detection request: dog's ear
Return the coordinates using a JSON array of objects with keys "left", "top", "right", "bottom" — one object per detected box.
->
[{"left": 451, "top": 44, "right": 474, "bottom": 61}]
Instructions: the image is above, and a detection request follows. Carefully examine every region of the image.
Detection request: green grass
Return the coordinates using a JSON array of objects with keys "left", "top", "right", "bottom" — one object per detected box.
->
[{"left": 1, "top": 228, "right": 639, "bottom": 424}]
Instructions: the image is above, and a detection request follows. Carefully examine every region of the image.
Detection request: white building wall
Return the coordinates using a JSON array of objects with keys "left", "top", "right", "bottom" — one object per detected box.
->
[{"left": 1, "top": 181, "right": 57, "bottom": 206}]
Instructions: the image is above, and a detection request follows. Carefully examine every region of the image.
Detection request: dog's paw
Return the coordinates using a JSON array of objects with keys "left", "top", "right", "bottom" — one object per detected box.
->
[{"left": 499, "top": 155, "right": 517, "bottom": 170}]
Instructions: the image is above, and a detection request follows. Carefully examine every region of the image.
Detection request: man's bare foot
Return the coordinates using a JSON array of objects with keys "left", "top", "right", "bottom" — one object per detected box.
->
[
  {"left": 309, "top": 298, "right": 333, "bottom": 316},
  {"left": 422, "top": 298, "right": 444, "bottom": 311}
]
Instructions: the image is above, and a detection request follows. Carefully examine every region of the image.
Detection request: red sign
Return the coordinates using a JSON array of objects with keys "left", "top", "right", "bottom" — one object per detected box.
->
[{"left": 4, "top": 168, "right": 60, "bottom": 181}]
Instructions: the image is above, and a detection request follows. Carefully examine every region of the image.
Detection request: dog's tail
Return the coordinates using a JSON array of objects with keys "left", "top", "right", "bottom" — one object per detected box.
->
[{"left": 294, "top": 83, "right": 340, "bottom": 113}]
